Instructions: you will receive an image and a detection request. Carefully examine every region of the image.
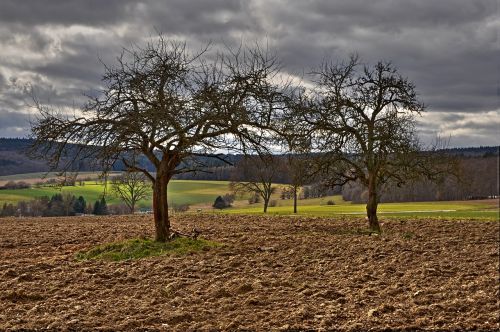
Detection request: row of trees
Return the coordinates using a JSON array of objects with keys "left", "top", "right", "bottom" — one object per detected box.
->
[
  {"left": 229, "top": 154, "right": 342, "bottom": 214},
  {"left": 342, "top": 155, "right": 498, "bottom": 203},
  {"left": 228, "top": 151, "right": 496, "bottom": 210},
  {"left": 30, "top": 36, "right": 450, "bottom": 240},
  {"left": 0, "top": 194, "right": 110, "bottom": 218}
]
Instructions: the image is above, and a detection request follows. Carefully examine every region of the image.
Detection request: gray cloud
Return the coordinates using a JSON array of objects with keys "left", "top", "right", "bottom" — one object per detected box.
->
[
  {"left": 0, "top": 111, "right": 29, "bottom": 129},
  {"left": 0, "top": 72, "right": 5, "bottom": 90},
  {"left": 0, "top": 0, "right": 497, "bottom": 146},
  {"left": 0, "top": 0, "right": 139, "bottom": 26},
  {"left": 0, "top": 111, "right": 30, "bottom": 138}
]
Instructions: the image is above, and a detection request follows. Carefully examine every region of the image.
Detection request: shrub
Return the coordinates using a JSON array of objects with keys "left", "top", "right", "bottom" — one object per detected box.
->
[
  {"left": 2, "top": 180, "right": 31, "bottom": 190},
  {"left": 107, "top": 204, "right": 130, "bottom": 215},
  {"left": 45, "top": 178, "right": 58, "bottom": 186},
  {"left": 212, "top": 194, "right": 235, "bottom": 210},
  {"left": 171, "top": 203, "right": 189, "bottom": 213},
  {"left": 0, "top": 203, "right": 16, "bottom": 217},
  {"left": 326, "top": 200, "right": 335, "bottom": 205},
  {"left": 213, "top": 196, "right": 228, "bottom": 209},
  {"left": 222, "top": 193, "right": 235, "bottom": 205},
  {"left": 280, "top": 187, "right": 293, "bottom": 200},
  {"left": 248, "top": 192, "right": 261, "bottom": 204}
]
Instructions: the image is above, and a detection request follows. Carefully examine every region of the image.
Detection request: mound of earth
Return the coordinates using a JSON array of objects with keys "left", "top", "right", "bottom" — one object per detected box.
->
[{"left": 0, "top": 214, "right": 498, "bottom": 330}]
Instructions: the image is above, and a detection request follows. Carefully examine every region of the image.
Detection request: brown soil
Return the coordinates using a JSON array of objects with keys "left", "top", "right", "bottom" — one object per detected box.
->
[{"left": 0, "top": 215, "right": 498, "bottom": 331}]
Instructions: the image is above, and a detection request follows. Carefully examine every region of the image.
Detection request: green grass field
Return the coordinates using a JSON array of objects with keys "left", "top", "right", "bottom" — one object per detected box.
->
[
  {"left": 0, "top": 180, "right": 232, "bottom": 208},
  {"left": 222, "top": 196, "right": 498, "bottom": 220},
  {"left": 0, "top": 177, "right": 497, "bottom": 219}
]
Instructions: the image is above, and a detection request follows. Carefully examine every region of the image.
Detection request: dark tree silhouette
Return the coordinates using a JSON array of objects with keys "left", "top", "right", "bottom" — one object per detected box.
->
[
  {"left": 73, "top": 196, "right": 86, "bottom": 214},
  {"left": 30, "top": 36, "right": 285, "bottom": 241}
]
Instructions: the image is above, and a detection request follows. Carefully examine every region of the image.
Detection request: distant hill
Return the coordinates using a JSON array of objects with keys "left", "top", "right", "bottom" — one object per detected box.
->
[
  {"left": 0, "top": 138, "right": 50, "bottom": 176},
  {"left": 0, "top": 138, "right": 497, "bottom": 177},
  {"left": 0, "top": 138, "right": 242, "bottom": 177},
  {"left": 440, "top": 146, "right": 499, "bottom": 157}
]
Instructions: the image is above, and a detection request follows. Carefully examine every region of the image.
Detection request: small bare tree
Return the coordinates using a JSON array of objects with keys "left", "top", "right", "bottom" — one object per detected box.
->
[
  {"left": 284, "top": 154, "right": 311, "bottom": 213},
  {"left": 111, "top": 171, "right": 151, "bottom": 214},
  {"left": 61, "top": 192, "right": 76, "bottom": 216},
  {"left": 230, "top": 154, "right": 278, "bottom": 213},
  {"left": 30, "top": 36, "right": 285, "bottom": 241}
]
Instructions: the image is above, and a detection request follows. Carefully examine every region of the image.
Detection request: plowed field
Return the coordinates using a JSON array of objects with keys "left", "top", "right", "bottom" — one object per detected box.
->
[{"left": 0, "top": 215, "right": 498, "bottom": 331}]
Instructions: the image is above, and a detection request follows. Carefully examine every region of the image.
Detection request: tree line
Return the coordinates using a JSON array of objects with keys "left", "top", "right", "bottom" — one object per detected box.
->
[
  {"left": 228, "top": 152, "right": 497, "bottom": 209},
  {"left": 0, "top": 194, "right": 110, "bottom": 218}
]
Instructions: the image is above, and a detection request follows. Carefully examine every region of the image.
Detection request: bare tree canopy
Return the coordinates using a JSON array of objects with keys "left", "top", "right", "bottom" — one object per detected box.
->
[
  {"left": 286, "top": 56, "right": 445, "bottom": 232},
  {"left": 111, "top": 171, "right": 151, "bottom": 214},
  {"left": 230, "top": 154, "right": 279, "bottom": 213},
  {"left": 30, "top": 36, "right": 287, "bottom": 241}
]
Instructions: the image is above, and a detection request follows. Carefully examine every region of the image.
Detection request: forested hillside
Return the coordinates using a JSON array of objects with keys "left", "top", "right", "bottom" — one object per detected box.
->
[
  {"left": 0, "top": 138, "right": 50, "bottom": 175},
  {"left": 0, "top": 138, "right": 242, "bottom": 177}
]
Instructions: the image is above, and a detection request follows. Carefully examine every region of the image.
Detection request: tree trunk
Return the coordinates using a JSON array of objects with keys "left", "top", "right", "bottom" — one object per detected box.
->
[
  {"left": 366, "top": 177, "right": 381, "bottom": 233},
  {"left": 153, "top": 174, "right": 170, "bottom": 242},
  {"left": 293, "top": 185, "right": 298, "bottom": 214},
  {"left": 263, "top": 197, "right": 269, "bottom": 213}
]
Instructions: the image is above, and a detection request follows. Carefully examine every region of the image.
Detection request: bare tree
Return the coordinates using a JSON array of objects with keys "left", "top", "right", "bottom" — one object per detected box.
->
[
  {"left": 111, "top": 171, "right": 151, "bottom": 214},
  {"left": 61, "top": 193, "right": 76, "bottom": 216},
  {"left": 230, "top": 154, "right": 278, "bottom": 213},
  {"left": 288, "top": 56, "right": 446, "bottom": 232},
  {"left": 284, "top": 154, "right": 311, "bottom": 213},
  {"left": 30, "top": 36, "right": 285, "bottom": 241}
]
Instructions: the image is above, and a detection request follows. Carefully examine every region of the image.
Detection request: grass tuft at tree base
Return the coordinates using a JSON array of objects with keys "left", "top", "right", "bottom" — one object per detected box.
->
[{"left": 75, "top": 237, "right": 221, "bottom": 261}]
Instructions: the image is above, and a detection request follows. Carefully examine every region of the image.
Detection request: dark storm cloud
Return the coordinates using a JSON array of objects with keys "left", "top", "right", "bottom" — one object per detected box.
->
[
  {"left": 139, "top": 0, "right": 260, "bottom": 36},
  {"left": 292, "top": 0, "right": 493, "bottom": 30},
  {"left": 0, "top": 0, "right": 139, "bottom": 26},
  {"left": 260, "top": 0, "right": 498, "bottom": 114},
  {"left": 0, "top": 0, "right": 497, "bottom": 146}
]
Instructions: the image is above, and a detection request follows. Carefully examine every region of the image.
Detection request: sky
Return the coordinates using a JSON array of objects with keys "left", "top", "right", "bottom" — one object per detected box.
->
[{"left": 0, "top": 0, "right": 498, "bottom": 147}]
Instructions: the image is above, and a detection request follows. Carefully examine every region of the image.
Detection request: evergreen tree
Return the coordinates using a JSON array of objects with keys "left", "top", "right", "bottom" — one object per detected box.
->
[
  {"left": 47, "top": 193, "right": 65, "bottom": 216},
  {"left": 92, "top": 200, "right": 101, "bottom": 215},
  {"left": 73, "top": 196, "right": 86, "bottom": 214},
  {"left": 99, "top": 197, "right": 108, "bottom": 215},
  {"left": 212, "top": 196, "right": 227, "bottom": 209}
]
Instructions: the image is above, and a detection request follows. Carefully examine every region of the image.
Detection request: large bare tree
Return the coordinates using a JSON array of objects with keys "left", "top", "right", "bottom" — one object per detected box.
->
[
  {"left": 30, "top": 36, "right": 285, "bottom": 241},
  {"left": 288, "top": 56, "right": 442, "bottom": 232}
]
